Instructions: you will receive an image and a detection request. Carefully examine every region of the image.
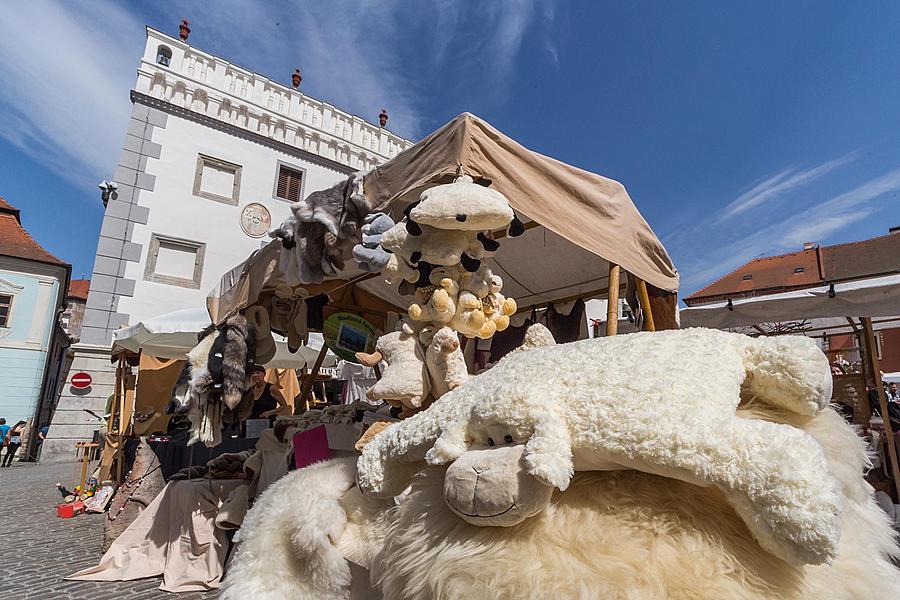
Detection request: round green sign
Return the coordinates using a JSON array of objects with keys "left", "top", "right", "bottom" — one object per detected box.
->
[{"left": 323, "top": 312, "right": 377, "bottom": 363}]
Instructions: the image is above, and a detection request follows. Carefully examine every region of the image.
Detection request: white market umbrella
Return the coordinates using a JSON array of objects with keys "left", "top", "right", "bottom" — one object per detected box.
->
[
  {"left": 113, "top": 307, "right": 335, "bottom": 369},
  {"left": 680, "top": 274, "right": 900, "bottom": 330}
]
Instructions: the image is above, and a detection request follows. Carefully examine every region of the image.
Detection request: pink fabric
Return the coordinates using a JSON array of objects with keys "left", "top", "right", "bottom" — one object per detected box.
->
[{"left": 293, "top": 425, "right": 331, "bottom": 469}]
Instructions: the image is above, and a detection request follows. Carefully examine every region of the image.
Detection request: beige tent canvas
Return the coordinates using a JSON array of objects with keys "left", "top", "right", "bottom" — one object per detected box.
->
[{"left": 208, "top": 113, "right": 679, "bottom": 326}]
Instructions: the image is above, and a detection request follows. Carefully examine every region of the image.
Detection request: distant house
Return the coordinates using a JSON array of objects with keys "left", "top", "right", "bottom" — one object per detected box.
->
[
  {"left": 684, "top": 231, "right": 900, "bottom": 372},
  {"left": 0, "top": 196, "right": 71, "bottom": 450},
  {"left": 61, "top": 279, "right": 90, "bottom": 341}
]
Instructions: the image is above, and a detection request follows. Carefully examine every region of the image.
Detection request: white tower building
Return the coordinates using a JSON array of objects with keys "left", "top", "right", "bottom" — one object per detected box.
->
[{"left": 43, "top": 25, "right": 412, "bottom": 461}]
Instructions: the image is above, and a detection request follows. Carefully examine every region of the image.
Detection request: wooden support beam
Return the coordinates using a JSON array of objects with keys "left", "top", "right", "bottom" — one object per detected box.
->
[
  {"left": 861, "top": 316, "right": 900, "bottom": 500},
  {"left": 296, "top": 345, "right": 329, "bottom": 414},
  {"left": 490, "top": 220, "right": 541, "bottom": 240},
  {"left": 606, "top": 264, "right": 621, "bottom": 337},
  {"left": 635, "top": 278, "right": 656, "bottom": 332}
]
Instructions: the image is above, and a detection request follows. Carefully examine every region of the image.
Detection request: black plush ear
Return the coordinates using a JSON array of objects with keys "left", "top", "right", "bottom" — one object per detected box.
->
[
  {"left": 508, "top": 212, "right": 525, "bottom": 237},
  {"left": 414, "top": 262, "right": 434, "bottom": 289},
  {"left": 477, "top": 232, "right": 500, "bottom": 253},
  {"left": 403, "top": 200, "right": 420, "bottom": 217},
  {"left": 460, "top": 253, "right": 481, "bottom": 272},
  {"left": 405, "top": 219, "right": 422, "bottom": 236},
  {"left": 473, "top": 177, "right": 492, "bottom": 187}
]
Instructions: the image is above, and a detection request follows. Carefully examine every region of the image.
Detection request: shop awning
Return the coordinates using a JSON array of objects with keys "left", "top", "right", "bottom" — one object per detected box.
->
[
  {"left": 207, "top": 113, "right": 679, "bottom": 325},
  {"left": 363, "top": 112, "right": 678, "bottom": 293},
  {"left": 113, "top": 307, "right": 336, "bottom": 369},
  {"left": 680, "top": 274, "right": 900, "bottom": 329}
]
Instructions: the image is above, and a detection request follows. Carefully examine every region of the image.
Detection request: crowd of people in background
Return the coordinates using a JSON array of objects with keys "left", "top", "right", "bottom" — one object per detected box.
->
[
  {"left": 0, "top": 418, "right": 50, "bottom": 467},
  {"left": 0, "top": 418, "right": 26, "bottom": 467}
]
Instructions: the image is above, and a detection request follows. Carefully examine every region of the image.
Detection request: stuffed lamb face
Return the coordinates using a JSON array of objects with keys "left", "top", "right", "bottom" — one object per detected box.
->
[{"left": 357, "top": 328, "right": 839, "bottom": 566}]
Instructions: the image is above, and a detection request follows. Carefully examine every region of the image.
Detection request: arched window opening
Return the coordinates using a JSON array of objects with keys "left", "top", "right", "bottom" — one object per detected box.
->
[{"left": 156, "top": 45, "right": 172, "bottom": 66}]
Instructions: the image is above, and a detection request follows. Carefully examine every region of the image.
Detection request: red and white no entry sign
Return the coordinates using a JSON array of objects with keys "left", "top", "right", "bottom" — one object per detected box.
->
[{"left": 71, "top": 372, "right": 92, "bottom": 389}]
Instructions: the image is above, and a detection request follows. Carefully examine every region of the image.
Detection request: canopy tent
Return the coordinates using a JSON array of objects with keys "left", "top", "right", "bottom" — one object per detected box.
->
[
  {"left": 113, "top": 307, "right": 336, "bottom": 369},
  {"left": 208, "top": 112, "right": 679, "bottom": 327},
  {"left": 680, "top": 274, "right": 900, "bottom": 329}
]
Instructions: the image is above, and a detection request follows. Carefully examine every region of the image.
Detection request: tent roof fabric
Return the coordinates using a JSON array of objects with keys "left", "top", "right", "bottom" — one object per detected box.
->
[
  {"left": 679, "top": 274, "right": 900, "bottom": 329},
  {"left": 113, "top": 307, "right": 335, "bottom": 369},
  {"left": 208, "top": 113, "right": 679, "bottom": 324},
  {"left": 362, "top": 113, "right": 678, "bottom": 292}
]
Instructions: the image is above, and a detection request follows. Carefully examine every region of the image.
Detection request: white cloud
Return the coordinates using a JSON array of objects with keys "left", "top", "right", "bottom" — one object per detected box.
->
[
  {"left": 0, "top": 1, "right": 143, "bottom": 192},
  {"left": 0, "top": 0, "right": 554, "bottom": 193},
  {"left": 679, "top": 166, "right": 900, "bottom": 294},
  {"left": 716, "top": 150, "right": 859, "bottom": 222}
]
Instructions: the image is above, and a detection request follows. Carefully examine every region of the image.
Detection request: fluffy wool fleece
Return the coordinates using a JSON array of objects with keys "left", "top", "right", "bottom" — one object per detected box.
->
[
  {"left": 358, "top": 328, "right": 838, "bottom": 565},
  {"left": 361, "top": 405, "right": 900, "bottom": 599},
  {"left": 224, "top": 404, "right": 900, "bottom": 599},
  {"left": 221, "top": 457, "right": 359, "bottom": 600}
]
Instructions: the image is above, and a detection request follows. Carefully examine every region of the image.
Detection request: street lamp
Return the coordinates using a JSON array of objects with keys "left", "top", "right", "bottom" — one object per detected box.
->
[{"left": 98, "top": 180, "right": 118, "bottom": 208}]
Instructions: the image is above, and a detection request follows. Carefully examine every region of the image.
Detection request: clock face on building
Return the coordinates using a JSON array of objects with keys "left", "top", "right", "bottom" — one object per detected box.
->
[{"left": 240, "top": 203, "right": 272, "bottom": 238}]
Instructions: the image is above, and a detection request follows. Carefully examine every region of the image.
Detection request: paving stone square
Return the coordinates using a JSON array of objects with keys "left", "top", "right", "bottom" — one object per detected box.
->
[{"left": 0, "top": 460, "right": 218, "bottom": 599}]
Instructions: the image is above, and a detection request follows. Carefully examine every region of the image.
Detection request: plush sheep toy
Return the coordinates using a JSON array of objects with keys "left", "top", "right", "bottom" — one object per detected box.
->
[
  {"left": 405, "top": 174, "right": 525, "bottom": 239},
  {"left": 381, "top": 220, "right": 492, "bottom": 272},
  {"left": 357, "top": 327, "right": 839, "bottom": 566},
  {"left": 356, "top": 322, "right": 431, "bottom": 415}
]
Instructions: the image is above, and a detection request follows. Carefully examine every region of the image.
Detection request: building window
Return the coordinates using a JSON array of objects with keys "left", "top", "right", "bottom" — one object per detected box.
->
[
  {"left": 794, "top": 267, "right": 805, "bottom": 273},
  {"left": 193, "top": 154, "right": 242, "bottom": 205},
  {"left": 156, "top": 45, "right": 172, "bottom": 66},
  {"left": 742, "top": 274, "right": 753, "bottom": 280},
  {"left": 144, "top": 234, "right": 206, "bottom": 289},
  {"left": 273, "top": 162, "right": 305, "bottom": 203},
  {"left": 0, "top": 294, "right": 12, "bottom": 328}
]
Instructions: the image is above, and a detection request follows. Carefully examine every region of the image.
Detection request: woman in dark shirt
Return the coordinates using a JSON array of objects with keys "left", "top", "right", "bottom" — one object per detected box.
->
[{"left": 247, "top": 366, "right": 288, "bottom": 420}]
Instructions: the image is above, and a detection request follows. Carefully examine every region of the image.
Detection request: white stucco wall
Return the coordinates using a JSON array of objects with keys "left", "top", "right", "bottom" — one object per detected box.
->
[{"left": 117, "top": 112, "right": 348, "bottom": 325}]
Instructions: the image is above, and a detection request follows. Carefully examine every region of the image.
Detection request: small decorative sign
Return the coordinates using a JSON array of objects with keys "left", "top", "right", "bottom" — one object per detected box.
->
[
  {"left": 322, "top": 312, "right": 377, "bottom": 363},
  {"left": 240, "top": 203, "right": 272, "bottom": 238}
]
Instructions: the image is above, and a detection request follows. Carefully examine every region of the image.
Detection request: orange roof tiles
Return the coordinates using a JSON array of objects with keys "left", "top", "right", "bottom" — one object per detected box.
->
[
  {"left": 0, "top": 196, "right": 67, "bottom": 266},
  {"left": 67, "top": 279, "right": 90, "bottom": 301},
  {"left": 685, "top": 233, "right": 900, "bottom": 305}
]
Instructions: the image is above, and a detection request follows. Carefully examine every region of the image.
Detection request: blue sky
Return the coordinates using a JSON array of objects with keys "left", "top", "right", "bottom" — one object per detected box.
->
[{"left": 1, "top": 1, "right": 899, "bottom": 295}]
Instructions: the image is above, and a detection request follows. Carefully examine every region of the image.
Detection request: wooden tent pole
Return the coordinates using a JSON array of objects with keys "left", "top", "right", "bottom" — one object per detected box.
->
[
  {"left": 635, "top": 278, "right": 656, "bottom": 332},
  {"left": 296, "top": 345, "right": 329, "bottom": 413},
  {"left": 115, "top": 354, "right": 126, "bottom": 483},
  {"left": 606, "top": 264, "right": 621, "bottom": 336},
  {"left": 861, "top": 317, "right": 900, "bottom": 500}
]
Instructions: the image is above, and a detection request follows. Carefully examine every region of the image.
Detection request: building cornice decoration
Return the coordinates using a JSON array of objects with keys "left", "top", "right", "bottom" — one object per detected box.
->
[
  {"left": 139, "top": 28, "right": 413, "bottom": 172},
  {"left": 131, "top": 91, "right": 355, "bottom": 175}
]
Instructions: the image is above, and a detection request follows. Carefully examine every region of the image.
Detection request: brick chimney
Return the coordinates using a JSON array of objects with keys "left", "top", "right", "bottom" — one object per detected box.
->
[
  {"left": 379, "top": 108, "right": 388, "bottom": 127},
  {"left": 179, "top": 19, "right": 191, "bottom": 41}
]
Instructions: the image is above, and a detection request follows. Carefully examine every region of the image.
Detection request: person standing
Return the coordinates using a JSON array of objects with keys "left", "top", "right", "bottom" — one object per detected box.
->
[
  {"left": 0, "top": 419, "right": 9, "bottom": 448},
  {"left": 35, "top": 424, "right": 49, "bottom": 461},
  {"left": 2, "top": 421, "right": 26, "bottom": 467},
  {"left": 887, "top": 382, "right": 900, "bottom": 404}
]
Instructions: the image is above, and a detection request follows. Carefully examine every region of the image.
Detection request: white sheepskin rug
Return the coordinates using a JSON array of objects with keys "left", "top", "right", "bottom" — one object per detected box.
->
[{"left": 223, "top": 404, "right": 900, "bottom": 599}]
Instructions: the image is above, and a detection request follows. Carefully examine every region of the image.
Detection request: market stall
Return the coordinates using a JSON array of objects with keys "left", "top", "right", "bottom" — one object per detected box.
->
[{"left": 681, "top": 273, "right": 900, "bottom": 500}]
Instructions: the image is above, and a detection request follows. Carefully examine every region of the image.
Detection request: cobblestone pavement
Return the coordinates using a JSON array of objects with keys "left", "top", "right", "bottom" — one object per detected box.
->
[{"left": 0, "top": 460, "right": 218, "bottom": 599}]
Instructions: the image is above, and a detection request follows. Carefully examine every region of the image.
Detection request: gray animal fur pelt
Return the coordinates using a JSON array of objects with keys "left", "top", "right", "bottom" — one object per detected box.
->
[
  {"left": 216, "top": 314, "right": 256, "bottom": 410},
  {"left": 270, "top": 171, "right": 372, "bottom": 284}
]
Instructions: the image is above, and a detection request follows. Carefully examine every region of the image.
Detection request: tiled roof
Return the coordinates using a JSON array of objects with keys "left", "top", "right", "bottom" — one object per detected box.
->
[
  {"left": 685, "top": 232, "right": 900, "bottom": 305},
  {"left": 0, "top": 195, "right": 68, "bottom": 266},
  {"left": 67, "top": 279, "right": 90, "bottom": 301}
]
